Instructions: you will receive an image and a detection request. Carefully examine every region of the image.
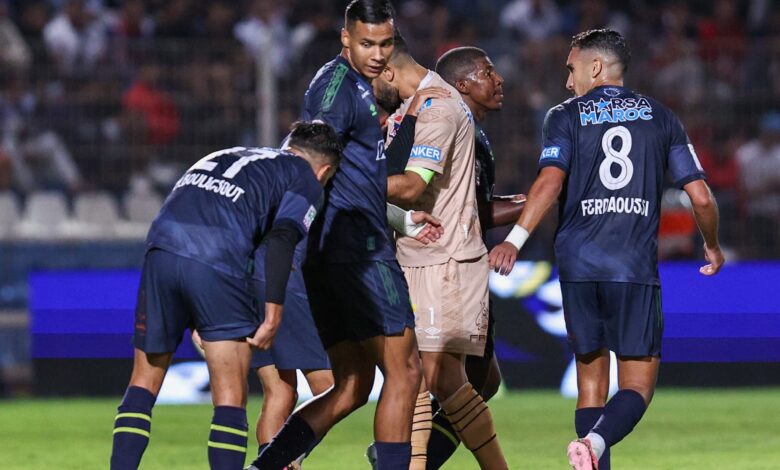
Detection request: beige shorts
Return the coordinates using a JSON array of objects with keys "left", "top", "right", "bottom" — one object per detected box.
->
[{"left": 402, "top": 255, "right": 489, "bottom": 356}]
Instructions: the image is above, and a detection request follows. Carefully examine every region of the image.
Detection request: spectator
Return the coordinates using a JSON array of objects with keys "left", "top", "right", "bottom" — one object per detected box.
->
[
  {"left": 0, "top": 0, "right": 32, "bottom": 75},
  {"left": 500, "top": 0, "right": 562, "bottom": 41},
  {"left": 234, "top": 0, "right": 290, "bottom": 75},
  {"left": 735, "top": 112, "right": 780, "bottom": 257},
  {"left": 42, "top": 0, "right": 108, "bottom": 77}
]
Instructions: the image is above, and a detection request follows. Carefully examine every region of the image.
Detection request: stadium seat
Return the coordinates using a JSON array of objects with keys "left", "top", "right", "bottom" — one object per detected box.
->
[
  {"left": 14, "top": 191, "right": 71, "bottom": 240},
  {"left": 0, "top": 192, "right": 21, "bottom": 239},
  {"left": 61, "top": 192, "right": 121, "bottom": 239},
  {"left": 116, "top": 191, "right": 163, "bottom": 239}
]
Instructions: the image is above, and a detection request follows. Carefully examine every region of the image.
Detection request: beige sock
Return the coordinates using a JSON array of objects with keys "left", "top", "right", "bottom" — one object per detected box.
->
[
  {"left": 440, "top": 382, "right": 507, "bottom": 470},
  {"left": 409, "top": 391, "right": 432, "bottom": 470}
]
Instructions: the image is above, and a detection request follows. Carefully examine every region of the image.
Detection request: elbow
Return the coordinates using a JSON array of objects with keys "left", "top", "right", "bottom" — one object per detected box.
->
[{"left": 689, "top": 191, "right": 716, "bottom": 212}]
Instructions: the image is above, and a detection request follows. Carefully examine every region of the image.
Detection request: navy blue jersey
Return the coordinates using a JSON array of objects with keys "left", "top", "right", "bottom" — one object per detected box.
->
[
  {"left": 301, "top": 55, "right": 395, "bottom": 262},
  {"left": 475, "top": 124, "right": 496, "bottom": 208},
  {"left": 538, "top": 86, "right": 705, "bottom": 285},
  {"left": 146, "top": 147, "right": 322, "bottom": 279}
]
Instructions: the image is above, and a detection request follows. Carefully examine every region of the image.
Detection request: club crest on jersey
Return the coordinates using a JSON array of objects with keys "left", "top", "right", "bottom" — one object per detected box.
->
[
  {"left": 540, "top": 146, "right": 561, "bottom": 160},
  {"left": 410, "top": 145, "right": 442, "bottom": 162},
  {"left": 578, "top": 97, "right": 653, "bottom": 126},
  {"left": 389, "top": 114, "right": 403, "bottom": 139},
  {"left": 303, "top": 205, "right": 317, "bottom": 231}
]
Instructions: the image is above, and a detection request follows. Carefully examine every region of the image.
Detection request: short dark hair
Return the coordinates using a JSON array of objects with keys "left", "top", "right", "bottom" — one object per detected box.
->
[
  {"left": 389, "top": 28, "right": 410, "bottom": 60},
  {"left": 570, "top": 29, "right": 631, "bottom": 73},
  {"left": 435, "top": 46, "right": 488, "bottom": 85},
  {"left": 344, "top": 0, "right": 395, "bottom": 29},
  {"left": 287, "top": 121, "right": 342, "bottom": 167}
]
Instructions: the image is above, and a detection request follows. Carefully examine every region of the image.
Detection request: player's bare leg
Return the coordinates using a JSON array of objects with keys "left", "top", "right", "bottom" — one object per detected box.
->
[
  {"left": 250, "top": 341, "right": 376, "bottom": 469},
  {"left": 466, "top": 352, "right": 502, "bottom": 400},
  {"left": 110, "top": 349, "right": 173, "bottom": 470},
  {"left": 256, "top": 366, "right": 299, "bottom": 446},
  {"left": 301, "top": 368, "right": 335, "bottom": 397},
  {"left": 202, "top": 339, "right": 252, "bottom": 469},
  {"left": 422, "top": 351, "right": 507, "bottom": 469}
]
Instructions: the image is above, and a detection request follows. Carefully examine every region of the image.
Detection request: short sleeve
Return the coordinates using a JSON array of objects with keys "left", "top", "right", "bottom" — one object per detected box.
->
[
  {"left": 273, "top": 169, "right": 323, "bottom": 235},
  {"left": 538, "top": 104, "right": 573, "bottom": 173},
  {"left": 405, "top": 102, "right": 456, "bottom": 174},
  {"left": 668, "top": 113, "right": 706, "bottom": 187}
]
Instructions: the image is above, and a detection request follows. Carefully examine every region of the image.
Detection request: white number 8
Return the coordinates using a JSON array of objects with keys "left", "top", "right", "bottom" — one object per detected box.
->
[{"left": 599, "top": 126, "right": 633, "bottom": 190}]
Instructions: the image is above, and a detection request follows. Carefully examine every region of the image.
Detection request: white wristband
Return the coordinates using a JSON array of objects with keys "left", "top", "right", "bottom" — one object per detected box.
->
[{"left": 505, "top": 225, "right": 529, "bottom": 251}]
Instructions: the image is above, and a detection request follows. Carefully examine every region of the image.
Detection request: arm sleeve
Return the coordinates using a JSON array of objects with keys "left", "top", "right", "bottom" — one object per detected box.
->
[
  {"left": 405, "top": 103, "right": 456, "bottom": 175},
  {"left": 668, "top": 113, "right": 707, "bottom": 187},
  {"left": 263, "top": 221, "right": 303, "bottom": 304},
  {"left": 537, "top": 104, "right": 574, "bottom": 174},
  {"left": 385, "top": 115, "right": 418, "bottom": 175}
]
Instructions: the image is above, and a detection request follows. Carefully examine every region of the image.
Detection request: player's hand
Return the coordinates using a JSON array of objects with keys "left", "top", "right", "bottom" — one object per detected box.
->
[
  {"left": 410, "top": 211, "right": 444, "bottom": 244},
  {"left": 699, "top": 243, "right": 724, "bottom": 276},
  {"left": 247, "top": 322, "right": 277, "bottom": 350},
  {"left": 489, "top": 241, "right": 518, "bottom": 275},
  {"left": 191, "top": 329, "right": 203, "bottom": 350},
  {"left": 406, "top": 87, "right": 451, "bottom": 117}
]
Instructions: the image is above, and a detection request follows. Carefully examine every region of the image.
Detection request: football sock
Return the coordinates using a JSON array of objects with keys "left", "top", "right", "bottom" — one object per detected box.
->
[
  {"left": 251, "top": 413, "right": 315, "bottom": 469},
  {"left": 372, "top": 441, "right": 412, "bottom": 470},
  {"left": 426, "top": 406, "right": 460, "bottom": 470},
  {"left": 256, "top": 442, "right": 268, "bottom": 457},
  {"left": 591, "top": 389, "right": 647, "bottom": 448},
  {"left": 111, "top": 386, "right": 156, "bottom": 470},
  {"left": 440, "top": 382, "right": 507, "bottom": 469},
  {"left": 575, "top": 407, "right": 610, "bottom": 470},
  {"left": 207, "top": 406, "right": 248, "bottom": 470},
  {"left": 410, "top": 391, "right": 432, "bottom": 469}
]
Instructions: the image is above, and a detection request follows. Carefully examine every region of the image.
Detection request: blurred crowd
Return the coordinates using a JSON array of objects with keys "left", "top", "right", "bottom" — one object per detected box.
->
[{"left": 0, "top": 0, "right": 778, "bottom": 257}]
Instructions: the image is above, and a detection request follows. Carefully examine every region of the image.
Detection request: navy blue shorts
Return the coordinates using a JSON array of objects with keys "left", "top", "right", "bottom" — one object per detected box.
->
[
  {"left": 251, "top": 270, "right": 330, "bottom": 371},
  {"left": 561, "top": 281, "right": 663, "bottom": 357},
  {"left": 303, "top": 258, "right": 415, "bottom": 350},
  {"left": 133, "top": 249, "right": 260, "bottom": 353}
]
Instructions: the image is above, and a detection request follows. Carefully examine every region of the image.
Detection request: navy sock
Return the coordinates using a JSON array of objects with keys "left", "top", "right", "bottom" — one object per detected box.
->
[
  {"left": 208, "top": 406, "right": 248, "bottom": 470},
  {"left": 257, "top": 442, "right": 268, "bottom": 457},
  {"left": 426, "top": 410, "right": 460, "bottom": 470},
  {"left": 592, "top": 389, "right": 647, "bottom": 447},
  {"left": 575, "top": 407, "right": 610, "bottom": 470},
  {"left": 110, "top": 386, "right": 156, "bottom": 470},
  {"left": 252, "top": 414, "right": 316, "bottom": 470},
  {"left": 373, "top": 441, "right": 412, "bottom": 470}
]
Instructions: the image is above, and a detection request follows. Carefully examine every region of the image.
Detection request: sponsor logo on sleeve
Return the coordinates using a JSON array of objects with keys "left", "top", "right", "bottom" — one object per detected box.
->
[
  {"left": 303, "top": 205, "right": 317, "bottom": 231},
  {"left": 410, "top": 145, "right": 442, "bottom": 162},
  {"left": 540, "top": 146, "right": 561, "bottom": 160}
]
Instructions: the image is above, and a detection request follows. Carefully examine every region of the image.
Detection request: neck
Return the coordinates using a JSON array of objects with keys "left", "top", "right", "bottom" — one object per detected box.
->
[
  {"left": 463, "top": 96, "right": 486, "bottom": 122},
  {"left": 340, "top": 48, "right": 364, "bottom": 78},
  {"left": 591, "top": 77, "right": 624, "bottom": 91},
  {"left": 398, "top": 62, "right": 430, "bottom": 100}
]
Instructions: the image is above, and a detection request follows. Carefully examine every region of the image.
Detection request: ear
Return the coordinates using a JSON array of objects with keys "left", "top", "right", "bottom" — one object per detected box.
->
[
  {"left": 381, "top": 65, "right": 395, "bottom": 83},
  {"left": 340, "top": 28, "right": 349, "bottom": 49},
  {"left": 591, "top": 58, "right": 602, "bottom": 78},
  {"left": 315, "top": 163, "right": 334, "bottom": 184},
  {"left": 455, "top": 79, "right": 470, "bottom": 95}
]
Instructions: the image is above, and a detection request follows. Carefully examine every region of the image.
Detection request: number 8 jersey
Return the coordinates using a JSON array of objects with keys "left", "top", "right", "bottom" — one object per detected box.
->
[
  {"left": 538, "top": 85, "right": 705, "bottom": 285},
  {"left": 146, "top": 147, "right": 323, "bottom": 280}
]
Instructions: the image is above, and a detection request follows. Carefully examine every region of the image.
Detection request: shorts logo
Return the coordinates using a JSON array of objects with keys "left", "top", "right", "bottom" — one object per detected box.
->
[
  {"left": 411, "top": 145, "right": 442, "bottom": 162},
  {"left": 540, "top": 146, "right": 560, "bottom": 160},
  {"left": 303, "top": 205, "right": 317, "bottom": 231}
]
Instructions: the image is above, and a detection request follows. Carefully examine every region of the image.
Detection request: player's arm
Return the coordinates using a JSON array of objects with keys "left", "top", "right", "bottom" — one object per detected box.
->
[
  {"left": 488, "top": 168, "right": 564, "bottom": 274},
  {"left": 248, "top": 220, "right": 303, "bottom": 350},
  {"left": 684, "top": 179, "right": 724, "bottom": 275},
  {"left": 481, "top": 194, "right": 527, "bottom": 229},
  {"left": 386, "top": 203, "right": 444, "bottom": 244},
  {"left": 489, "top": 104, "right": 572, "bottom": 275},
  {"left": 387, "top": 169, "right": 430, "bottom": 205}
]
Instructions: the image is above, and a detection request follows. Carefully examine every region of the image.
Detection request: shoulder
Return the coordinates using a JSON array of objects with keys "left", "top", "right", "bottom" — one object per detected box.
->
[{"left": 307, "top": 58, "right": 358, "bottom": 112}]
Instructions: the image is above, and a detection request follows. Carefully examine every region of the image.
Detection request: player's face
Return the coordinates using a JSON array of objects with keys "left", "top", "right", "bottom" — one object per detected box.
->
[
  {"left": 372, "top": 73, "right": 402, "bottom": 113},
  {"left": 341, "top": 20, "right": 395, "bottom": 79},
  {"left": 565, "top": 47, "right": 596, "bottom": 97},
  {"left": 463, "top": 56, "right": 504, "bottom": 112}
]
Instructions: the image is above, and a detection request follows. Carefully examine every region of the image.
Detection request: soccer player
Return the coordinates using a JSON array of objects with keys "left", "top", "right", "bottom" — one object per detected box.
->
[
  {"left": 249, "top": 240, "right": 333, "bottom": 465},
  {"left": 248, "top": 2, "right": 433, "bottom": 469},
  {"left": 488, "top": 29, "right": 725, "bottom": 470},
  {"left": 109, "top": 121, "right": 342, "bottom": 470},
  {"left": 375, "top": 33, "right": 508, "bottom": 469},
  {"left": 414, "top": 46, "right": 526, "bottom": 470}
]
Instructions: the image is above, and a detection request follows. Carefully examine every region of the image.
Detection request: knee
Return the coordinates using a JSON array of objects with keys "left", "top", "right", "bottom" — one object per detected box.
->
[
  {"left": 331, "top": 379, "right": 372, "bottom": 417},
  {"left": 386, "top": 354, "right": 422, "bottom": 399},
  {"left": 480, "top": 367, "right": 502, "bottom": 402},
  {"left": 577, "top": 380, "right": 609, "bottom": 407},
  {"left": 262, "top": 380, "right": 298, "bottom": 409}
]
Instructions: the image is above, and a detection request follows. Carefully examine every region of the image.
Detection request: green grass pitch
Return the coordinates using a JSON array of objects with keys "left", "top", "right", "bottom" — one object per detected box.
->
[{"left": 1, "top": 388, "right": 778, "bottom": 469}]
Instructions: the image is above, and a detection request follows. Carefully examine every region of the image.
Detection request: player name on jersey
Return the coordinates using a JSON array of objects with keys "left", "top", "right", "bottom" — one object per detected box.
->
[
  {"left": 580, "top": 196, "right": 650, "bottom": 217},
  {"left": 173, "top": 172, "right": 246, "bottom": 202},
  {"left": 578, "top": 96, "right": 653, "bottom": 126}
]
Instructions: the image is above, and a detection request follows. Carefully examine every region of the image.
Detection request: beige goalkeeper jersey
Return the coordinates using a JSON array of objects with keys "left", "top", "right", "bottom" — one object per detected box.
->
[{"left": 387, "top": 71, "right": 486, "bottom": 267}]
